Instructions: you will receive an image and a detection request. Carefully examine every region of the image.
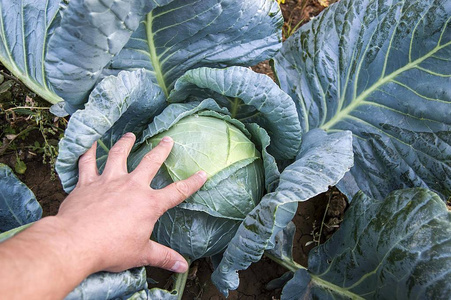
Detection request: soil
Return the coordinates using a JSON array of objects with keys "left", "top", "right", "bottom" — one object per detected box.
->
[{"left": 0, "top": 1, "right": 349, "bottom": 299}]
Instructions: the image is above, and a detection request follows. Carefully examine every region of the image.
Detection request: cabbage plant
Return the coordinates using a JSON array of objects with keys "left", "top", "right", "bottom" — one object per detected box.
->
[
  {"left": 54, "top": 66, "right": 353, "bottom": 298},
  {"left": 262, "top": 0, "right": 451, "bottom": 298}
]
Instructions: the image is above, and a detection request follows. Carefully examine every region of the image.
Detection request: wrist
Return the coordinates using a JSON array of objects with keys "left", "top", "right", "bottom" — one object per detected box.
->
[
  {"left": 40, "top": 216, "right": 102, "bottom": 276},
  {"left": 27, "top": 216, "right": 100, "bottom": 283},
  {"left": 0, "top": 217, "right": 99, "bottom": 298}
]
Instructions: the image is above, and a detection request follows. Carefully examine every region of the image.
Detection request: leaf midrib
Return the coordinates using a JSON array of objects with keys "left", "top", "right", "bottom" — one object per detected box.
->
[
  {"left": 0, "top": 1, "right": 62, "bottom": 104},
  {"left": 311, "top": 274, "right": 365, "bottom": 300},
  {"left": 146, "top": 12, "right": 168, "bottom": 97},
  {"left": 321, "top": 38, "right": 451, "bottom": 131}
]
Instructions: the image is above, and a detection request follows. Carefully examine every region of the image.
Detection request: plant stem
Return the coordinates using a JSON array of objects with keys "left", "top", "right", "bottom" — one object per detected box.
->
[
  {"left": 317, "top": 192, "right": 332, "bottom": 246},
  {"left": 96, "top": 139, "right": 110, "bottom": 153},
  {"left": 174, "top": 257, "right": 191, "bottom": 300},
  {"left": 264, "top": 252, "right": 306, "bottom": 273},
  {"left": 0, "top": 125, "right": 38, "bottom": 156},
  {"left": 230, "top": 97, "right": 240, "bottom": 119},
  {"left": 267, "top": 252, "right": 364, "bottom": 299},
  {"left": 5, "top": 106, "right": 50, "bottom": 111}
]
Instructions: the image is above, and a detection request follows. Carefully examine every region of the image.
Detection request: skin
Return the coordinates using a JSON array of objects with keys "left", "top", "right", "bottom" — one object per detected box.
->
[{"left": 0, "top": 133, "right": 207, "bottom": 299}]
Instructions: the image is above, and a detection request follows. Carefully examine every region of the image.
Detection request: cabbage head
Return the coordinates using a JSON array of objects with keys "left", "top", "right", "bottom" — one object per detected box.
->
[
  {"left": 146, "top": 115, "right": 264, "bottom": 219},
  {"left": 127, "top": 105, "right": 272, "bottom": 260}
]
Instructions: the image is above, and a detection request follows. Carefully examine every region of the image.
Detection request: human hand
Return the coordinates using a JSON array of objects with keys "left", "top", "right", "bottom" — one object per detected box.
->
[{"left": 54, "top": 133, "right": 206, "bottom": 274}]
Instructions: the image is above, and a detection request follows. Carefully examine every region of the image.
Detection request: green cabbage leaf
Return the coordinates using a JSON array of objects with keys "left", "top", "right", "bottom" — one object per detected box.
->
[
  {"left": 0, "top": 0, "right": 62, "bottom": 104},
  {"left": 168, "top": 66, "right": 301, "bottom": 160},
  {"left": 66, "top": 268, "right": 148, "bottom": 300},
  {"left": 281, "top": 188, "right": 451, "bottom": 299},
  {"left": 273, "top": 0, "right": 451, "bottom": 201},
  {"left": 0, "top": 0, "right": 283, "bottom": 113},
  {"left": 0, "top": 164, "right": 42, "bottom": 232},
  {"left": 55, "top": 69, "right": 167, "bottom": 192},
  {"left": 103, "top": 0, "right": 283, "bottom": 98},
  {"left": 211, "top": 129, "right": 354, "bottom": 296}
]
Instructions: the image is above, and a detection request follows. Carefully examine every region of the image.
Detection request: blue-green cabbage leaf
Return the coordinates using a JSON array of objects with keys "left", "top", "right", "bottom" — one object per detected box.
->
[
  {"left": 273, "top": 0, "right": 451, "bottom": 201},
  {"left": 280, "top": 188, "right": 451, "bottom": 299}
]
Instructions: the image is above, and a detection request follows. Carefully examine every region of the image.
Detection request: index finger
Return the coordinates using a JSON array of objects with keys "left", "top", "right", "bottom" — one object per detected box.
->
[{"left": 153, "top": 171, "right": 207, "bottom": 215}]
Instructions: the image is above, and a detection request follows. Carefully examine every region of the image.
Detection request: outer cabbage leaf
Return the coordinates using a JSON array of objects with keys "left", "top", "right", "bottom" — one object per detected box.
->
[
  {"left": 265, "top": 222, "right": 298, "bottom": 290},
  {"left": 168, "top": 66, "right": 301, "bottom": 160},
  {"left": 103, "top": 0, "right": 283, "bottom": 97},
  {"left": 44, "top": 0, "right": 174, "bottom": 112},
  {"left": 153, "top": 207, "right": 240, "bottom": 260},
  {"left": 55, "top": 69, "right": 166, "bottom": 192},
  {"left": 126, "top": 290, "right": 148, "bottom": 300},
  {"left": 211, "top": 129, "right": 353, "bottom": 296},
  {"left": 245, "top": 123, "right": 280, "bottom": 193},
  {"left": 266, "top": 221, "right": 298, "bottom": 272},
  {"left": 0, "top": 0, "right": 62, "bottom": 104},
  {"left": 282, "top": 188, "right": 451, "bottom": 300},
  {"left": 0, "top": 164, "right": 42, "bottom": 232},
  {"left": 273, "top": 0, "right": 451, "bottom": 201},
  {"left": 147, "top": 288, "right": 177, "bottom": 299},
  {"left": 66, "top": 268, "right": 147, "bottom": 300}
]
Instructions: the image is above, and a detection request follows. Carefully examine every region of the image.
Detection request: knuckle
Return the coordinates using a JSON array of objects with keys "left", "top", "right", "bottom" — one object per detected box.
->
[
  {"left": 139, "top": 254, "right": 150, "bottom": 267},
  {"left": 79, "top": 152, "right": 95, "bottom": 165},
  {"left": 161, "top": 250, "right": 172, "bottom": 269},
  {"left": 152, "top": 202, "right": 168, "bottom": 218},
  {"left": 193, "top": 174, "right": 205, "bottom": 187},
  {"left": 141, "top": 152, "right": 163, "bottom": 166},
  {"left": 108, "top": 145, "right": 127, "bottom": 156},
  {"left": 174, "top": 180, "right": 191, "bottom": 199}
]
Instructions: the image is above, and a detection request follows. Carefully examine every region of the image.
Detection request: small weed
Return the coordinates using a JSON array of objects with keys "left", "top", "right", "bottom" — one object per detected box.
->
[
  {"left": 305, "top": 219, "right": 321, "bottom": 247},
  {"left": 305, "top": 188, "right": 347, "bottom": 247},
  {"left": 0, "top": 67, "right": 67, "bottom": 178},
  {"left": 281, "top": 0, "right": 308, "bottom": 40}
]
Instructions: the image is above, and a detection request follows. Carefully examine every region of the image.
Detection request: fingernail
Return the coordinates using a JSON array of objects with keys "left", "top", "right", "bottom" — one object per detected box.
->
[
  {"left": 196, "top": 170, "right": 207, "bottom": 180},
  {"left": 170, "top": 260, "right": 188, "bottom": 273},
  {"left": 124, "top": 132, "right": 135, "bottom": 138},
  {"left": 161, "top": 136, "right": 173, "bottom": 143}
]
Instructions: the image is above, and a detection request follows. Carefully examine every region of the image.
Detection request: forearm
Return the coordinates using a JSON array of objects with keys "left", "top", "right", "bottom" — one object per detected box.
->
[{"left": 0, "top": 217, "right": 96, "bottom": 299}]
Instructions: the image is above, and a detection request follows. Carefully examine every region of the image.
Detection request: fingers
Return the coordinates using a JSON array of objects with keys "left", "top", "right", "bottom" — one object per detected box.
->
[
  {"left": 155, "top": 171, "right": 207, "bottom": 212},
  {"left": 144, "top": 240, "right": 188, "bottom": 273},
  {"left": 102, "top": 133, "right": 136, "bottom": 177},
  {"left": 131, "top": 136, "right": 174, "bottom": 185},
  {"left": 78, "top": 141, "right": 99, "bottom": 185}
]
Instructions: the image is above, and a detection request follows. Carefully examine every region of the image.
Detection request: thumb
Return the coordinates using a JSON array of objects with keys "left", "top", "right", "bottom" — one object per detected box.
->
[{"left": 145, "top": 240, "right": 189, "bottom": 273}]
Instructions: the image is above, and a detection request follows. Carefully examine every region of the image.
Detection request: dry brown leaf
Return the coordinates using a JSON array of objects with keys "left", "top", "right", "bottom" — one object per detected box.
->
[{"left": 318, "top": 0, "right": 338, "bottom": 7}]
